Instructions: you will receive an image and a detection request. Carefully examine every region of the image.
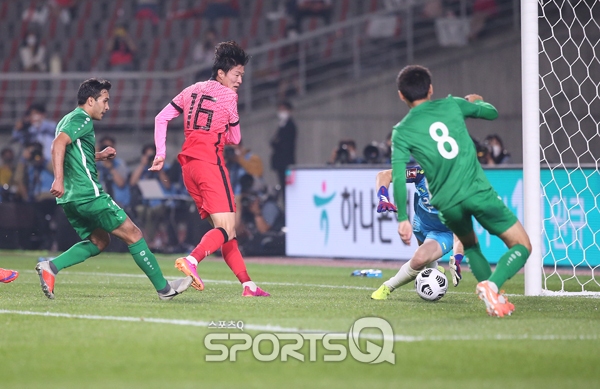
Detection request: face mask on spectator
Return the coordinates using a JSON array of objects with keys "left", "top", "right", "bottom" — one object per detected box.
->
[
  {"left": 277, "top": 111, "right": 289, "bottom": 122},
  {"left": 492, "top": 145, "right": 501, "bottom": 157}
]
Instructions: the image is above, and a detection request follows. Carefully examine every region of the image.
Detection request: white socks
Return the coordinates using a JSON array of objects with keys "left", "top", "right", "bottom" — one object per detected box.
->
[
  {"left": 242, "top": 281, "right": 257, "bottom": 292},
  {"left": 186, "top": 255, "right": 199, "bottom": 265},
  {"left": 384, "top": 262, "right": 420, "bottom": 291}
]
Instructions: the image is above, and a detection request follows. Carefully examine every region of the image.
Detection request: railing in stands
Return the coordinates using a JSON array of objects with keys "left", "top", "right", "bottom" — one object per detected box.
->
[{"left": 0, "top": 0, "right": 519, "bottom": 128}]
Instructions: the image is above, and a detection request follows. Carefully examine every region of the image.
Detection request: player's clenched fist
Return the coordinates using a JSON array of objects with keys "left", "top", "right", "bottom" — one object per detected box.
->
[
  {"left": 398, "top": 220, "right": 413, "bottom": 245},
  {"left": 50, "top": 179, "right": 64, "bottom": 198}
]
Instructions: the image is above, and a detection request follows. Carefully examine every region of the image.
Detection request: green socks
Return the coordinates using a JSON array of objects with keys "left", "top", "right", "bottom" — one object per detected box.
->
[
  {"left": 464, "top": 243, "right": 492, "bottom": 282},
  {"left": 488, "top": 244, "right": 530, "bottom": 289},
  {"left": 51, "top": 240, "right": 101, "bottom": 272},
  {"left": 128, "top": 238, "right": 168, "bottom": 291}
]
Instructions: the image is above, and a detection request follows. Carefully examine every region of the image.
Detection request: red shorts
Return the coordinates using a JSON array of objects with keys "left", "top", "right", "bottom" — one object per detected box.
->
[{"left": 179, "top": 155, "right": 236, "bottom": 219}]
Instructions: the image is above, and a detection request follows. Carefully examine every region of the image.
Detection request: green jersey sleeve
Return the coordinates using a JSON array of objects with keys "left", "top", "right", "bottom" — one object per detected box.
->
[
  {"left": 452, "top": 96, "right": 498, "bottom": 120},
  {"left": 58, "top": 111, "right": 94, "bottom": 142},
  {"left": 391, "top": 128, "right": 411, "bottom": 222}
]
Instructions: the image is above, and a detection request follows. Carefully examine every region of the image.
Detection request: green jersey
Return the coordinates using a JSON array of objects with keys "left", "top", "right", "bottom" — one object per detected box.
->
[
  {"left": 55, "top": 107, "right": 104, "bottom": 204},
  {"left": 391, "top": 95, "right": 498, "bottom": 222}
]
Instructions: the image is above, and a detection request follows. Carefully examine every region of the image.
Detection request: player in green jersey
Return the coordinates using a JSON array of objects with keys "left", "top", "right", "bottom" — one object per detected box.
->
[
  {"left": 391, "top": 65, "right": 532, "bottom": 317},
  {"left": 35, "top": 78, "right": 192, "bottom": 300}
]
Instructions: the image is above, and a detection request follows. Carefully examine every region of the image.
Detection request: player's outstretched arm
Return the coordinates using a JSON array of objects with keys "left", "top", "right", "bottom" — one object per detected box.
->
[
  {"left": 376, "top": 169, "right": 397, "bottom": 213},
  {"left": 455, "top": 95, "right": 498, "bottom": 120},
  {"left": 50, "top": 132, "right": 71, "bottom": 198},
  {"left": 153, "top": 103, "right": 181, "bottom": 163}
]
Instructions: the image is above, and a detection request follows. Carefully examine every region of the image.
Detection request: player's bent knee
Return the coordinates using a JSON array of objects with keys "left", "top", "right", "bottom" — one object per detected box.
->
[
  {"left": 90, "top": 231, "right": 110, "bottom": 252},
  {"left": 112, "top": 218, "right": 143, "bottom": 245},
  {"left": 213, "top": 226, "right": 234, "bottom": 242}
]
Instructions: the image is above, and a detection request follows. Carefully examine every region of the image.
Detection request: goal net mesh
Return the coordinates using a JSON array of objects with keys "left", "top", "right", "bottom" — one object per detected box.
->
[{"left": 538, "top": 0, "right": 600, "bottom": 294}]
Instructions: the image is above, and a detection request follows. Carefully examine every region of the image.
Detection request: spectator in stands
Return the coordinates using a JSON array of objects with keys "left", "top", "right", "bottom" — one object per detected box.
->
[
  {"left": 129, "top": 144, "right": 172, "bottom": 250},
  {"left": 10, "top": 108, "right": 32, "bottom": 148},
  {"left": 382, "top": 132, "right": 392, "bottom": 164},
  {"left": 0, "top": 148, "right": 16, "bottom": 187},
  {"left": 19, "top": 31, "right": 47, "bottom": 72},
  {"left": 169, "top": 0, "right": 240, "bottom": 25},
  {"left": 270, "top": 101, "right": 297, "bottom": 199},
  {"left": 480, "top": 134, "right": 511, "bottom": 166},
  {"left": 107, "top": 26, "right": 137, "bottom": 71},
  {"left": 421, "top": 0, "right": 444, "bottom": 19},
  {"left": 135, "top": 0, "right": 160, "bottom": 25},
  {"left": 286, "top": 0, "right": 333, "bottom": 32},
  {"left": 96, "top": 135, "right": 131, "bottom": 210},
  {"left": 0, "top": 147, "right": 19, "bottom": 202},
  {"left": 11, "top": 103, "right": 56, "bottom": 162},
  {"left": 166, "top": 158, "right": 199, "bottom": 253},
  {"left": 193, "top": 28, "right": 218, "bottom": 80},
  {"left": 469, "top": 0, "right": 498, "bottom": 40},
  {"left": 225, "top": 140, "right": 264, "bottom": 195},
  {"left": 49, "top": 0, "right": 78, "bottom": 25},
  {"left": 21, "top": 2, "right": 50, "bottom": 26},
  {"left": 236, "top": 174, "right": 285, "bottom": 256},
  {"left": 13, "top": 141, "right": 56, "bottom": 249},
  {"left": 328, "top": 139, "right": 364, "bottom": 165},
  {"left": 442, "top": 0, "right": 467, "bottom": 16},
  {"left": 13, "top": 142, "right": 54, "bottom": 202}
]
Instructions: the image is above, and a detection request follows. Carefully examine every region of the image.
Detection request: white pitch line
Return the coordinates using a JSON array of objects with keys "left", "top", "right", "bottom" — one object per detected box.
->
[
  {"left": 21, "top": 270, "right": 475, "bottom": 294},
  {"left": 1, "top": 309, "right": 598, "bottom": 342}
]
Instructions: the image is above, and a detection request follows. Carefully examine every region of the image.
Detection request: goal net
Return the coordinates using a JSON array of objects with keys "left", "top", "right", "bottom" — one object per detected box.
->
[{"left": 524, "top": 0, "right": 600, "bottom": 295}]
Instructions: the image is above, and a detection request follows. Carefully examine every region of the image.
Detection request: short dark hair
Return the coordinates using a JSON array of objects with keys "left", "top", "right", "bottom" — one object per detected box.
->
[
  {"left": 211, "top": 41, "right": 250, "bottom": 79},
  {"left": 77, "top": 78, "right": 112, "bottom": 106},
  {"left": 396, "top": 65, "right": 432, "bottom": 103},
  {"left": 1, "top": 147, "right": 14, "bottom": 158},
  {"left": 279, "top": 100, "right": 293, "bottom": 110},
  {"left": 99, "top": 135, "right": 116, "bottom": 145},
  {"left": 142, "top": 143, "right": 156, "bottom": 155},
  {"left": 28, "top": 102, "right": 46, "bottom": 114}
]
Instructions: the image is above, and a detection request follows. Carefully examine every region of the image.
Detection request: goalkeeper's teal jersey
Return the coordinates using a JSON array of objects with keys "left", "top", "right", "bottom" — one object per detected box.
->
[
  {"left": 55, "top": 107, "right": 104, "bottom": 204},
  {"left": 391, "top": 95, "right": 498, "bottom": 222}
]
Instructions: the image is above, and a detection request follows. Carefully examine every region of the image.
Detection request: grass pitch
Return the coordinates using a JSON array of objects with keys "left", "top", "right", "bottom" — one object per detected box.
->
[{"left": 1, "top": 251, "right": 599, "bottom": 389}]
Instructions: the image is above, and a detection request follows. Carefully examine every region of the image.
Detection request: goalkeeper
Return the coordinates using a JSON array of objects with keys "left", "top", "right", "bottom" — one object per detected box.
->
[{"left": 371, "top": 167, "right": 464, "bottom": 300}]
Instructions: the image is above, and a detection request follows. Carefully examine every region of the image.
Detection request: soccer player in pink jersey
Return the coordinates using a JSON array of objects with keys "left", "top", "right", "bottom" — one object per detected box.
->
[{"left": 149, "top": 41, "right": 270, "bottom": 297}]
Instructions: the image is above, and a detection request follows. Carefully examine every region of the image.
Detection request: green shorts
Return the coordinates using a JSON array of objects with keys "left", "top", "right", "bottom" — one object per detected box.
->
[
  {"left": 61, "top": 193, "right": 128, "bottom": 239},
  {"left": 437, "top": 186, "right": 517, "bottom": 237}
]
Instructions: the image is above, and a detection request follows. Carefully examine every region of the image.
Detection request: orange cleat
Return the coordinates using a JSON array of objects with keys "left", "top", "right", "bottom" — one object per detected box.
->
[
  {"left": 35, "top": 261, "right": 56, "bottom": 299},
  {"left": 476, "top": 280, "right": 515, "bottom": 317},
  {"left": 175, "top": 257, "right": 204, "bottom": 291}
]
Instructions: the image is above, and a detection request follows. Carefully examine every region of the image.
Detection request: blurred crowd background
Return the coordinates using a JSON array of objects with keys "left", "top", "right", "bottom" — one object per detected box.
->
[{"left": 0, "top": 0, "right": 540, "bottom": 254}]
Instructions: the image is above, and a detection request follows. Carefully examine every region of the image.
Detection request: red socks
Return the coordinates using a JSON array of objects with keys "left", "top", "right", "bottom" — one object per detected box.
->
[
  {"left": 190, "top": 228, "right": 227, "bottom": 262},
  {"left": 222, "top": 239, "right": 251, "bottom": 283},
  {"left": 191, "top": 229, "right": 251, "bottom": 284}
]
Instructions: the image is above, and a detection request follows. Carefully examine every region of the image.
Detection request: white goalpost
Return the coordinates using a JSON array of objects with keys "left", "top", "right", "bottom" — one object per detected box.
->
[{"left": 523, "top": 0, "right": 600, "bottom": 296}]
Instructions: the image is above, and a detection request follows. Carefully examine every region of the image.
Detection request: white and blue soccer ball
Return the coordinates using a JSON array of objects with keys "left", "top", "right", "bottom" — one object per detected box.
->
[{"left": 415, "top": 268, "right": 448, "bottom": 301}]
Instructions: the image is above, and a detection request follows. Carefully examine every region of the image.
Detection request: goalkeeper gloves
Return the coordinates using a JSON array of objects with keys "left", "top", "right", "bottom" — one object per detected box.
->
[{"left": 376, "top": 186, "right": 397, "bottom": 213}]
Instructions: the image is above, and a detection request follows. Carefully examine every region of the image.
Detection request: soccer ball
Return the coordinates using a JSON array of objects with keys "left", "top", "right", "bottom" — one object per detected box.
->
[{"left": 415, "top": 268, "right": 448, "bottom": 301}]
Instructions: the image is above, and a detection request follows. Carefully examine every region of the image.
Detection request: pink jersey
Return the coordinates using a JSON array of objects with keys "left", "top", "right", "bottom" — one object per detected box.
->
[{"left": 154, "top": 80, "right": 241, "bottom": 164}]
